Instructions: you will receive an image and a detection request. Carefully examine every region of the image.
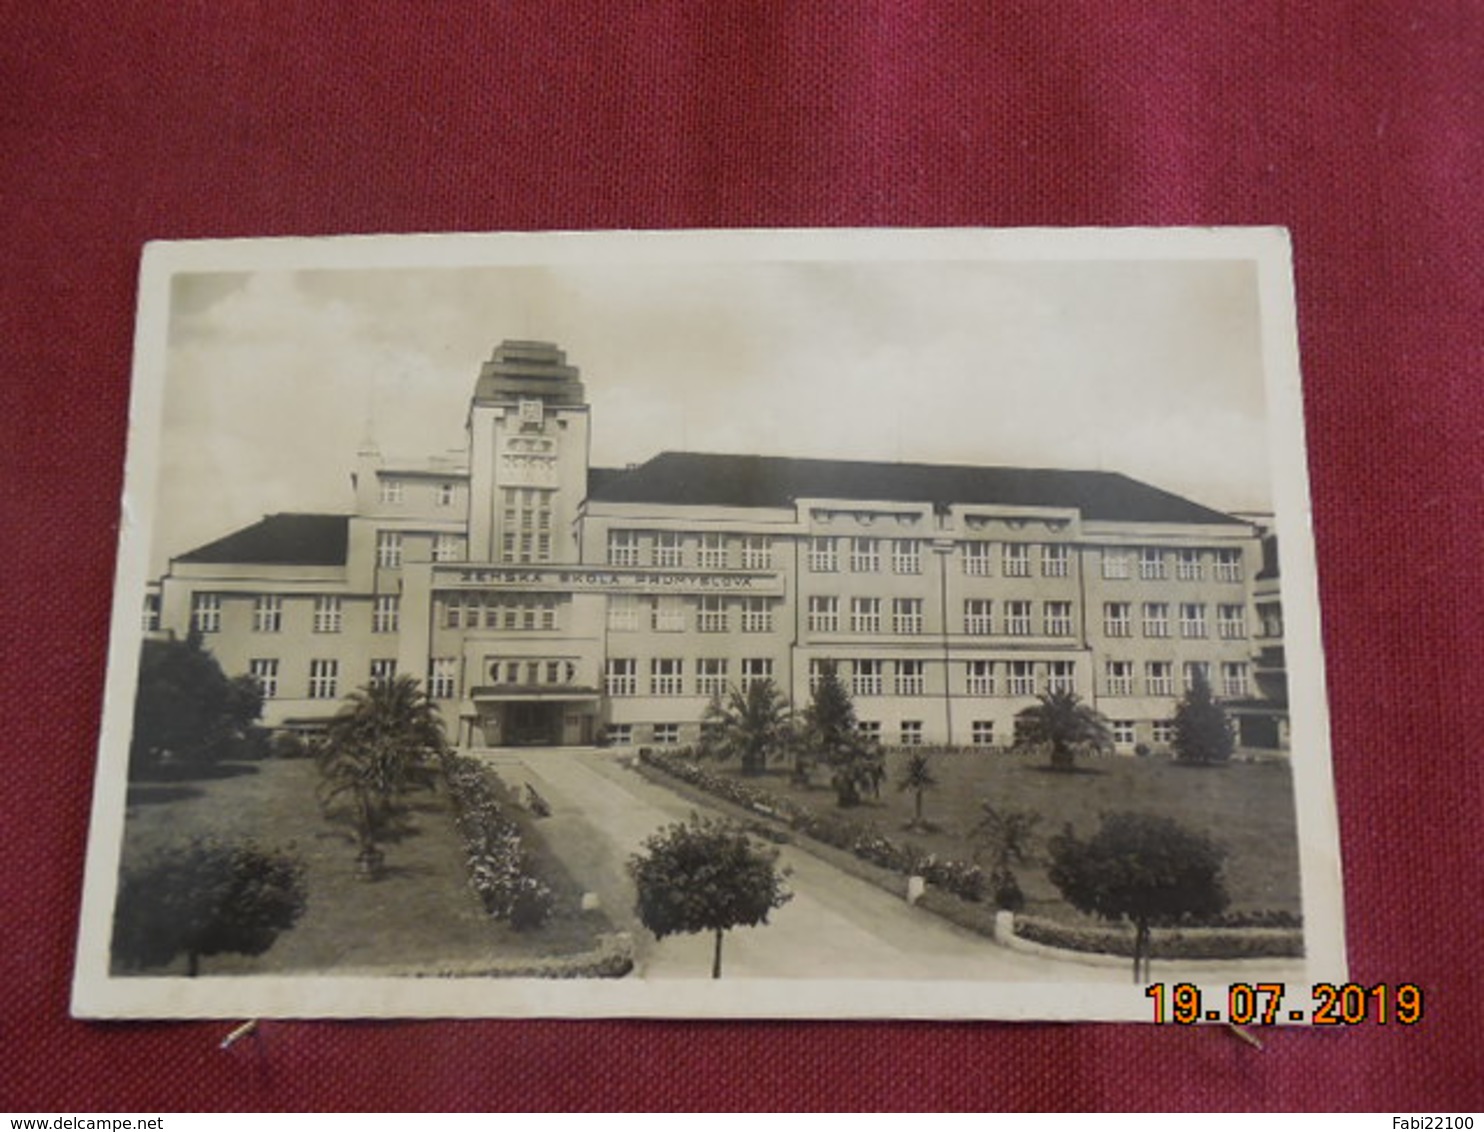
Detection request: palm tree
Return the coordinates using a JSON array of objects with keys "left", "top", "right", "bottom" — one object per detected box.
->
[
  {"left": 708, "top": 679, "right": 791, "bottom": 776},
  {"left": 971, "top": 804, "right": 1041, "bottom": 910},
  {"left": 897, "top": 752, "right": 938, "bottom": 829},
  {"left": 317, "top": 675, "right": 446, "bottom": 876},
  {"left": 1014, "top": 689, "right": 1113, "bottom": 771}
]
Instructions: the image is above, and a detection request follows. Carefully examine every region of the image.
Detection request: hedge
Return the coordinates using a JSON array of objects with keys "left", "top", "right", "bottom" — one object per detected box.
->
[{"left": 1014, "top": 913, "right": 1304, "bottom": 960}]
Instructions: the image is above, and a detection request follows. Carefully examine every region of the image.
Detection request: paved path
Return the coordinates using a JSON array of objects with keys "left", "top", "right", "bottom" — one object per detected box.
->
[{"left": 474, "top": 747, "right": 1305, "bottom": 987}]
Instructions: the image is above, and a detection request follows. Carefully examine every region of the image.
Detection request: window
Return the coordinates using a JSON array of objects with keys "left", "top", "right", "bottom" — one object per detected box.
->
[
  {"left": 966, "top": 660, "right": 995, "bottom": 696},
  {"left": 808, "top": 537, "right": 837, "bottom": 572},
  {"left": 1112, "top": 720, "right": 1136, "bottom": 747},
  {"left": 249, "top": 658, "right": 278, "bottom": 699},
  {"left": 1183, "top": 661, "right": 1212, "bottom": 692},
  {"left": 1003, "top": 543, "right": 1030, "bottom": 577},
  {"left": 696, "top": 658, "right": 728, "bottom": 697},
  {"left": 1218, "top": 604, "right": 1247, "bottom": 639},
  {"left": 900, "top": 721, "right": 924, "bottom": 747},
  {"left": 807, "top": 658, "right": 833, "bottom": 694},
  {"left": 606, "top": 724, "right": 633, "bottom": 746},
  {"left": 964, "top": 599, "right": 993, "bottom": 635},
  {"left": 741, "top": 536, "right": 772, "bottom": 570},
  {"left": 1004, "top": 600, "right": 1032, "bottom": 636},
  {"left": 857, "top": 721, "right": 882, "bottom": 742},
  {"left": 1044, "top": 601, "right": 1074, "bottom": 636},
  {"left": 1180, "top": 602, "right": 1208, "bottom": 638},
  {"left": 1258, "top": 601, "right": 1284, "bottom": 639},
  {"left": 445, "top": 595, "right": 466, "bottom": 630},
  {"left": 850, "top": 597, "right": 881, "bottom": 633},
  {"left": 741, "top": 657, "right": 773, "bottom": 688},
  {"left": 1177, "top": 549, "right": 1203, "bottom": 580},
  {"left": 607, "top": 531, "right": 640, "bottom": 567},
  {"left": 191, "top": 593, "right": 221, "bottom": 634},
  {"left": 1102, "top": 549, "right": 1131, "bottom": 579},
  {"left": 253, "top": 595, "right": 282, "bottom": 633},
  {"left": 379, "top": 478, "right": 402, "bottom": 505},
  {"left": 1145, "top": 661, "right": 1175, "bottom": 697},
  {"left": 1139, "top": 547, "right": 1166, "bottom": 580},
  {"left": 308, "top": 659, "right": 338, "bottom": 700},
  {"left": 895, "top": 660, "right": 925, "bottom": 696},
  {"left": 1047, "top": 660, "right": 1076, "bottom": 694},
  {"left": 963, "top": 542, "right": 992, "bottom": 576},
  {"left": 971, "top": 720, "right": 995, "bottom": 747},
  {"left": 653, "top": 531, "right": 683, "bottom": 567},
  {"left": 852, "top": 660, "right": 883, "bottom": 697},
  {"left": 539, "top": 598, "right": 557, "bottom": 630},
  {"left": 313, "top": 596, "right": 342, "bottom": 633},
  {"left": 437, "top": 483, "right": 455, "bottom": 507},
  {"left": 369, "top": 658, "right": 397, "bottom": 690},
  {"left": 651, "top": 658, "right": 684, "bottom": 696},
  {"left": 892, "top": 539, "right": 921, "bottom": 574},
  {"left": 1103, "top": 602, "right": 1131, "bottom": 637},
  {"left": 652, "top": 723, "right": 680, "bottom": 746},
  {"left": 376, "top": 531, "right": 403, "bottom": 568},
  {"left": 606, "top": 658, "right": 637, "bottom": 696},
  {"left": 698, "top": 595, "right": 728, "bottom": 632},
  {"left": 428, "top": 658, "right": 457, "bottom": 699},
  {"left": 893, "top": 598, "right": 924, "bottom": 635},
  {"left": 140, "top": 593, "right": 161, "bottom": 632},
  {"left": 807, "top": 595, "right": 838, "bottom": 633},
  {"left": 741, "top": 597, "right": 773, "bottom": 633},
  {"left": 373, "top": 595, "right": 399, "bottom": 633},
  {"left": 1222, "top": 662, "right": 1250, "bottom": 698},
  {"left": 1215, "top": 548, "right": 1244, "bottom": 582},
  {"left": 607, "top": 595, "right": 640, "bottom": 632},
  {"left": 433, "top": 534, "right": 464, "bottom": 563},
  {"left": 1142, "top": 602, "right": 1170, "bottom": 638},
  {"left": 698, "top": 533, "right": 727, "bottom": 569},
  {"left": 1106, "top": 660, "right": 1134, "bottom": 697},
  {"left": 651, "top": 597, "right": 685, "bottom": 632},
  {"left": 1042, "top": 544, "right": 1069, "bottom": 577},
  {"left": 1152, "top": 719, "right": 1176, "bottom": 745},
  {"left": 850, "top": 538, "right": 880, "bottom": 573},
  {"left": 1008, "top": 660, "right": 1036, "bottom": 697}
]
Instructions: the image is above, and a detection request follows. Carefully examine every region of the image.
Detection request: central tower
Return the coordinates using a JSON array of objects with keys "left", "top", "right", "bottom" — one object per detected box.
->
[{"left": 465, "top": 341, "right": 591, "bottom": 565}]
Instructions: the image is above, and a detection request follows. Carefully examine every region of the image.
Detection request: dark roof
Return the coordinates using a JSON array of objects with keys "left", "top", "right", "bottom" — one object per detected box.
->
[
  {"left": 587, "top": 452, "right": 1240, "bottom": 525},
  {"left": 176, "top": 514, "right": 350, "bottom": 566}
]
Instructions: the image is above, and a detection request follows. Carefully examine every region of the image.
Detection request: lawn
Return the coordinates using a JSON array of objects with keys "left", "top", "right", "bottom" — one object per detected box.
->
[
  {"left": 704, "top": 749, "right": 1303, "bottom": 919},
  {"left": 115, "top": 757, "right": 610, "bottom": 976}
]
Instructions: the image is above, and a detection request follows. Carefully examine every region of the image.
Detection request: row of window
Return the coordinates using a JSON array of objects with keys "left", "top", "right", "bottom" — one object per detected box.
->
[
  {"left": 1103, "top": 601, "right": 1247, "bottom": 639},
  {"left": 378, "top": 479, "right": 458, "bottom": 508},
  {"left": 602, "top": 532, "right": 1245, "bottom": 582},
  {"left": 1104, "top": 660, "right": 1250, "bottom": 698},
  {"left": 248, "top": 656, "right": 455, "bottom": 700},
  {"left": 614, "top": 717, "right": 1191, "bottom": 749},
  {"left": 192, "top": 594, "right": 402, "bottom": 635},
  {"left": 445, "top": 595, "right": 558, "bottom": 631},
  {"left": 376, "top": 531, "right": 466, "bottom": 568}
]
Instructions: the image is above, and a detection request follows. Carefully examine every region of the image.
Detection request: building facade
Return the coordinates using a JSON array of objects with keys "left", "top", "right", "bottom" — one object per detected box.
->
[{"left": 145, "top": 340, "right": 1286, "bottom": 752}]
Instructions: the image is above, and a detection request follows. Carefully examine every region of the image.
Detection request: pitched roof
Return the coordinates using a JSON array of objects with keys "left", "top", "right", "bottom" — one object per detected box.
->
[
  {"left": 175, "top": 514, "right": 350, "bottom": 566},
  {"left": 587, "top": 452, "right": 1240, "bottom": 525}
]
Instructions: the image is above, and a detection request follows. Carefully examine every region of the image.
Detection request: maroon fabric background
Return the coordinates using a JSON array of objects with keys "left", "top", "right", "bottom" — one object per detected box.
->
[{"left": 3, "top": 1, "right": 1480, "bottom": 1112}]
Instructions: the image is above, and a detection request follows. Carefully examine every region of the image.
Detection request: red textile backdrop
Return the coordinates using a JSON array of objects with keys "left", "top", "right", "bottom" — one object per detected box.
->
[{"left": 3, "top": 2, "right": 1480, "bottom": 1112}]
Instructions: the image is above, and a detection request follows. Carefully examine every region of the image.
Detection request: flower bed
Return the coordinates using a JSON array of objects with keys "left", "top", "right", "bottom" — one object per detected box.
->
[
  {"left": 443, "top": 754, "right": 554, "bottom": 930},
  {"left": 639, "top": 748, "right": 987, "bottom": 903}
]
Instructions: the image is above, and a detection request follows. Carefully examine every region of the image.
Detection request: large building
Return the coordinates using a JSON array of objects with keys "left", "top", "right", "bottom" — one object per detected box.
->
[{"left": 143, "top": 340, "right": 1287, "bottom": 753}]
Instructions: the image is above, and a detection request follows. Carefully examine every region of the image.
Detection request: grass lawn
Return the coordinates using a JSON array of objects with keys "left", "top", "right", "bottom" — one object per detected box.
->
[
  {"left": 708, "top": 749, "right": 1302, "bottom": 920},
  {"left": 115, "top": 757, "right": 610, "bottom": 976}
]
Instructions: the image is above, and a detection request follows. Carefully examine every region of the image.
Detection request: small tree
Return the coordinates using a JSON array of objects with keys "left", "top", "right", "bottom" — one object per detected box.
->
[
  {"left": 803, "top": 660, "right": 881, "bottom": 807},
  {"left": 130, "top": 633, "right": 264, "bottom": 777},
  {"left": 628, "top": 815, "right": 792, "bottom": 978},
  {"left": 1171, "top": 669, "right": 1236, "bottom": 764},
  {"left": 317, "top": 675, "right": 446, "bottom": 875},
  {"left": 970, "top": 804, "right": 1041, "bottom": 911},
  {"left": 1015, "top": 689, "right": 1113, "bottom": 771},
  {"left": 706, "top": 679, "right": 791, "bottom": 776},
  {"left": 112, "top": 838, "right": 307, "bottom": 976},
  {"left": 897, "top": 752, "right": 938, "bottom": 829},
  {"left": 1048, "top": 812, "right": 1228, "bottom": 981}
]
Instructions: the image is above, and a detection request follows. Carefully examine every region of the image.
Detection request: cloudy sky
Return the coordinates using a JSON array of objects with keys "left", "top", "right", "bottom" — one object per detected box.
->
[{"left": 152, "top": 247, "right": 1272, "bottom": 573}]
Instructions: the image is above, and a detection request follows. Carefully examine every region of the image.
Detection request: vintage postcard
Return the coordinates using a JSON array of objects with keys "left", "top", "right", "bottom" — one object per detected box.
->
[{"left": 74, "top": 228, "right": 1346, "bottom": 1021}]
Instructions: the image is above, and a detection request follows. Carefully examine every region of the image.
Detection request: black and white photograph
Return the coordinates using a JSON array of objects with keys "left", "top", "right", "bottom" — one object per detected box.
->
[{"left": 74, "top": 228, "right": 1345, "bottom": 1021}]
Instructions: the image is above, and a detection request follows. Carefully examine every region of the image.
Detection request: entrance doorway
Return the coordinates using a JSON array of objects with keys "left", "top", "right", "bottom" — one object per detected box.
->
[{"left": 505, "top": 701, "right": 561, "bottom": 746}]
